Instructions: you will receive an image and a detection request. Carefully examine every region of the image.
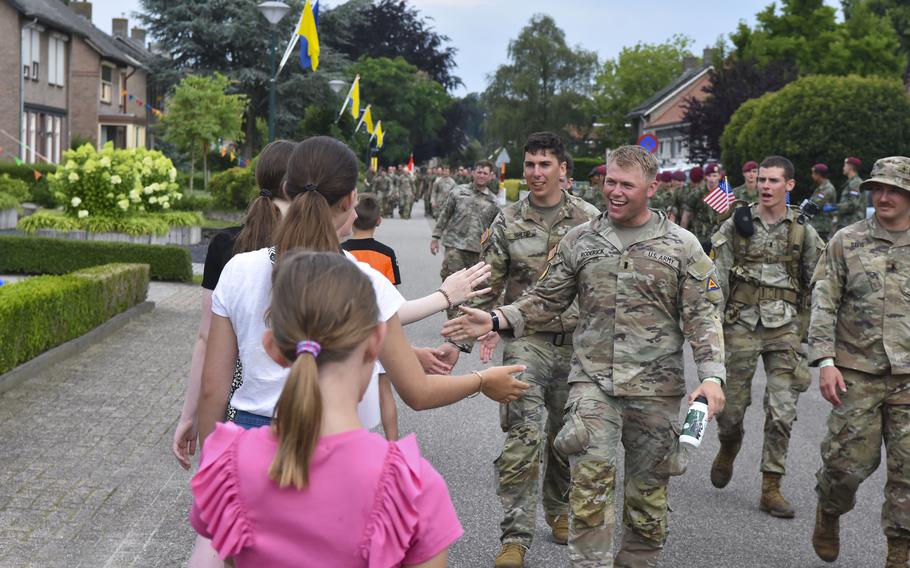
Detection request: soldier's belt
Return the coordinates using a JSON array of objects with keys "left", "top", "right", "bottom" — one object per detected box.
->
[
  {"left": 530, "top": 331, "right": 572, "bottom": 346},
  {"left": 729, "top": 282, "right": 798, "bottom": 306}
]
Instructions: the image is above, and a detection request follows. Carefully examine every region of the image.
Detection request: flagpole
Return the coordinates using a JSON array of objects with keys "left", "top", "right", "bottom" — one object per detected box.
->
[
  {"left": 276, "top": 0, "right": 317, "bottom": 76},
  {"left": 354, "top": 104, "right": 370, "bottom": 134},
  {"left": 335, "top": 74, "right": 359, "bottom": 123}
]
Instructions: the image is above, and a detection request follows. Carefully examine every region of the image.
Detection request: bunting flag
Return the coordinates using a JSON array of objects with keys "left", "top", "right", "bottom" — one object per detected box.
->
[
  {"left": 355, "top": 105, "right": 374, "bottom": 134},
  {"left": 230, "top": 150, "right": 236, "bottom": 162},
  {"left": 14, "top": 157, "right": 22, "bottom": 166},
  {"left": 703, "top": 177, "right": 735, "bottom": 214},
  {"left": 34, "top": 170, "right": 43, "bottom": 181},
  {"left": 338, "top": 75, "right": 360, "bottom": 120},
  {"left": 298, "top": 0, "right": 320, "bottom": 71},
  {"left": 220, "top": 147, "right": 227, "bottom": 157},
  {"left": 120, "top": 89, "right": 164, "bottom": 117},
  {"left": 0, "top": 128, "right": 51, "bottom": 165}
]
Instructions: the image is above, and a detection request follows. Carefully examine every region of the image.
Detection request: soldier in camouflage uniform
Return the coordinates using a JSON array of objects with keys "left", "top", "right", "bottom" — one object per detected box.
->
[
  {"left": 422, "top": 166, "right": 438, "bottom": 217},
  {"left": 443, "top": 145, "right": 726, "bottom": 568},
  {"left": 732, "top": 160, "right": 759, "bottom": 202},
  {"left": 650, "top": 172, "right": 676, "bottom": 222},
  {"left": 372, "top": 168, "right": 393, "bottom": 217},
  {"left": 835, "top": 156, "right": 866, "bottom": 232},
  {"left": 431, "top": 160, "right": 500, "bottom": 319},
  {"left": 809, "top": 156, "right": 910, "bottom": 567},
  {"left": 584, "top": 164, "right": 606, "bottom": 212},
  {"left": 431, "top": 166, "right": 456, "bottom": 216},
  {"left": 682, "top": 163, "right": 725, "bottom": 253},
  {"left": 810, "top": 163, "right": 837, "bottom": 240},
  {"left": 709, "top": 156, "right": 824, "bottom": 518},
  {"left": 397, "top": 167, "right": 416, "bottom": 219}
]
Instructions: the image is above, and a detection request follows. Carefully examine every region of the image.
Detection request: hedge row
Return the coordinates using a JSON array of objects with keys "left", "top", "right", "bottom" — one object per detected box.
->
[
  {"left": 0, "top": 235, "right": 192, "bottom": 282},
  {"left": 0, "top": 263, "right": 149, "bottom": 374}
]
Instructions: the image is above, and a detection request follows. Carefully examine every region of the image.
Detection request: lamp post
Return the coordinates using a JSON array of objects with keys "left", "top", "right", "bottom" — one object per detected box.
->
[{"left": 256, "top": 1, "right": 291, "bottom": 143}]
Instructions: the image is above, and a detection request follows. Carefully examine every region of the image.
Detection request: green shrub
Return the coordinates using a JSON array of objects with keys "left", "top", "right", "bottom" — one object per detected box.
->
[
  {"left": 0, "top": 175, "right": 30, "bottom": 203},
  {"left": 721, "top": 75, "right": 910, "bottom": 202},
  {"left": 0, "top": 235, "right": 192, "bottom": 282},
  {"left": 0, "top": 192, "right": 18, "bottom": 211},
  {"left": 29, "top": 179, "right": 59, "bottom": 208},
  {"left": 17, "top": 210, "right": 203, "bottom": 236},
  {"left": 0, "top": 163, "right": 58, "bottom": 184},
  {"left": 173, "top": 191, "right": 214, "bottom": 211},
  {"left": 0, "top": 263, "right": 149, "bottom": 374},
  {"left": 572, "top": 157, "right": 603, "bottom": 181},
  {"left": 209, "top": 166, "right": 256, "bottom": 210}
]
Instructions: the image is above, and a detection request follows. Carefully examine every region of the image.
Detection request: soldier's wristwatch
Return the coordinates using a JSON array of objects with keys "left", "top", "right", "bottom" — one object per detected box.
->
[{"left": 490, "top": 311, "right": 500, "bottom": 332}]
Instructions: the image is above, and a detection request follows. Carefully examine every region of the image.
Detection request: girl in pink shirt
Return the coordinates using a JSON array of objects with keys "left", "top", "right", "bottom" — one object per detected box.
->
[{"left": 191, "top": 252, "right": 463, "bottom": 567}]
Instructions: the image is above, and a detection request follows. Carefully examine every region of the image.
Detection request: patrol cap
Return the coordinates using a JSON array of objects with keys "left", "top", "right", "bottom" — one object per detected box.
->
[
  {"left": 812, "top": 163, "right": 829, "bottom": 176},
  {"left": 860, "top": 156, "right": 910, "bottom": 194},
  {"left": 672, "top": 170, "right": 687, "bottom": 182},
  {"left": 704, "top": 163, "right": 719, "bottom": 175},
  {"left": 844, "top": 157, "right": 862, "bottom": 168},
  {"left": 588, "top": 164, "right": 606, "bottom": 178},
  {"left": 742, "top": 160, "right": 758, "bottom": 172}
]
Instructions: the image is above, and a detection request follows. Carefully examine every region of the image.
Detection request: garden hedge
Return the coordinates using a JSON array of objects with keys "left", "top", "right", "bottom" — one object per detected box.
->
[
  {"left": 0, "top": 235, "right": 192, "bottom": 282},
  {"left": 0, "top": 263, "right": 149, "bottom": 374}
]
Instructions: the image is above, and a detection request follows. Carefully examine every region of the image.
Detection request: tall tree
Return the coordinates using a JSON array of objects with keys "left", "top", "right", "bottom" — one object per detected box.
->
[
  {"left": 590, "top": 35, "right": 694, "bottom": 149},
  {"left": 482, "top": 15, "right": 598, "bottom": 151},
  {"left": 853, "top": 0, "right": 910, "bottom": 89}
]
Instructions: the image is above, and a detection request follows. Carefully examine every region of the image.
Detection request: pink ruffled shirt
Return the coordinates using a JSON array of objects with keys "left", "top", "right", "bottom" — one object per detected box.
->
[{"left": 191, "top": 423, "right": 463, "bottom": 567}]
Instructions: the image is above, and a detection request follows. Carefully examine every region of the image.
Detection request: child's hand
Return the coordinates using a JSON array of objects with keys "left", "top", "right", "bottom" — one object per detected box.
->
[
  {"left": 413, "top": 346, "right": 453, "bottom": 375},
  {"left": 439, "top": 262, "right": 492, "bottom": 305}
]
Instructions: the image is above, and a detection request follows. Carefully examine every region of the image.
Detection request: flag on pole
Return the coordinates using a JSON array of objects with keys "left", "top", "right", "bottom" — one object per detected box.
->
[
  {"left": 355, "top": 105, "right": 374, "bottom": 134},
  {"left": 371, "top": 156, "right": 378, "bottom": 171},
  {"left": 14, "top": 158, "right": 23, "bottom": 166},
  {"left": 703, "top": 177, "right": 736, "bottom": 214},
  {"left": 347, "top": 76, "right": 360, "bottom": 119},
  {"left": 298, "top": 0, "right": 320, "bottom": 71},
  {"left": 407, "top": 153, "right": 414, "bottom": 173},
  {"left": 374, "top": 121, "right": 384, "bottom": 149}
]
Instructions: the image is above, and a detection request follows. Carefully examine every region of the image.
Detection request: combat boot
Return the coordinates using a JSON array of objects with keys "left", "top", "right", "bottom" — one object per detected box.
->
[
  {"left": 547, "top": 514, "right": 569, "bottom": 545},
  {"left": 886, "top": 536, "right": 910, "bottom": 568},
  {"left": 494, "top": 543, "right": 526, "bottom": 568},
  {"left": 812, "top": 505, "right": 840, "bottom": 562},
  {"left": 759, "top": 472, "right": 795, "bottom": 518},
  {"left": 710, "top": 439, "right": 741, "bottom": 488}
]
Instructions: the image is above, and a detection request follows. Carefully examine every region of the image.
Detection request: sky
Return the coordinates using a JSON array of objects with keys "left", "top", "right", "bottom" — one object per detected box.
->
[{"left": 90, "top": 0, "right": 843, "bottom": 96}]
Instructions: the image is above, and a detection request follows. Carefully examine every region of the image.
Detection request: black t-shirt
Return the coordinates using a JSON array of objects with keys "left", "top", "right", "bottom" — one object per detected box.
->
[{"left": 201, "top": 226, "right": 243, "bottom": 290}]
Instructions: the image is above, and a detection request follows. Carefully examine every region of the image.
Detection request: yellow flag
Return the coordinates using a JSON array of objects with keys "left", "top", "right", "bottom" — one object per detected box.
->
[
  {"left": 349, "top": 76, "right": 360, "bottom": 119},
  {"left": 297, "top": 0, "right": 319, "bottom": 71},
  {"left": 363, "top": 106, "right": 374, "bottom": 134},
  {"left": 371, "top": 157, "right": 378, "bottom": 171},
  {"left": 375, "top": 121, "right": 384, "bottom": 149}
]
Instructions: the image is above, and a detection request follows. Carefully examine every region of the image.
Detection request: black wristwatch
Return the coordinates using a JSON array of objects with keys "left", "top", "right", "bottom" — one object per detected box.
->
[{"left": 490, "top": 311, "right": 500, "bottom": 332}]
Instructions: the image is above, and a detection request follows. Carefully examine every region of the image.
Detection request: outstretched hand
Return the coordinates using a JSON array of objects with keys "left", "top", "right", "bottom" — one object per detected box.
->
[
  {"left": 439, "top": 261, "right": 492, "bottom": 305},
  {"left": 441, "top": 306, "right": 494, "bottom": 341},
  {"left": 478, "top": 364, "right": 529, "bottom": 403},
  {"left": 413, "top": 346, "right": 454, "bottom": 375},
  {"left": 478, "top": 332, "right": 500, "bottom": 364}
]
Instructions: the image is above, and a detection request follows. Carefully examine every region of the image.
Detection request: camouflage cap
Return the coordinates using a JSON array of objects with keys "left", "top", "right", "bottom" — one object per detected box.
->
[{"left": 860, "top": 156, "right": 910, "bottom": 194}]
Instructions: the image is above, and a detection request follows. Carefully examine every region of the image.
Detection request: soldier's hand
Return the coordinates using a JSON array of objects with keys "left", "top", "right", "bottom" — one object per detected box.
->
[
  {"left": 439, "top": 261, "right": 492, "bottom": 305},
  {"left": 430, "top": 240, "right": 439, "bottom": 255},
  {"left": 413, "top": 346, "right": 453, "bottom": 375},
  {"left": 819, "top": 366, "right": 847, "bottom": 406},
  {"left": 689, "top": 381, "right": 725, "bottom": 420},
  {"left": 478, "top": 332, "right": 500, "bottom": 364},
  {"left": 478, "top": 364, "right": 529, "bottom": 403},
  {"left": 441, "top": 306, "right": 493, "bottom": 341}
]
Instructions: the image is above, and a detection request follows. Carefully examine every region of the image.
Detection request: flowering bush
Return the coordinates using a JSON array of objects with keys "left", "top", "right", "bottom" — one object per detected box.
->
[{"left": 50, "top": 143, "right": 181, "bottom": 218}]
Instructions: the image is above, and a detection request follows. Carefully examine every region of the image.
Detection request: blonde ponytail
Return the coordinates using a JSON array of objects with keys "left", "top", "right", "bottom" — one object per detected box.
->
[{"left": 269, "top": 352, "right": 323, "bottom": 489}]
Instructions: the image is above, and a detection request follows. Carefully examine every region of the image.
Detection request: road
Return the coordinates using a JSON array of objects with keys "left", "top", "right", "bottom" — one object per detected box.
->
[{"left": 0, "top": 201, "right": 885, "bottom": 567}]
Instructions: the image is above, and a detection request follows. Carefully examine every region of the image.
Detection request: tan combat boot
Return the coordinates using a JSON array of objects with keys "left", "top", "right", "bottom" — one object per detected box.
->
[
  {"left": 759, "top": 472, "right": 795, "bottom": 518},
  {"left": 886, "top": 536, "right": 910, "bottom": 568},
  {"left": 812, "top": 505, "right": 840, "bottom": 562},
  {"left": 547, "top": 514, "right": 569, "bottom": 545},
  {"left": 494, "top": 543, "right": 527, "bottom": 568},
  {"left": 710, "top": 439, "right": 741, "bottom": 488}
]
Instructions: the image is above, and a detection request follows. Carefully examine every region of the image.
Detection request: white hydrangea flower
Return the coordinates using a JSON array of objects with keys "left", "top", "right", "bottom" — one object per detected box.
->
[
  {"left": 70, "top": 197, "right": 82, "bottom": 207},
  {"left": 169, "top": 168, "right": 177, "bottom": 182},
  {"left": 65, "top": 160, "right": 77, "bottom": 170},
  {"left": 143, "top": 184, "right": 155, "bottom": 195},
  {"left": 111, "top": 175, "right": 122, "bottom": 185},
  {"left": 77, "top": 210, "right": 89, "bottom": 218},
  {"left": 68, "top": 172, "right": 79, "bottom": 182},
  {"left": 117, "top": 199, "right": 130, "bottom": 210},
  {"left": 99, "top": 157, "right": 111, "bottom": 168},
  {"left": 83, "top": 160, "right": 96, "bottom": 173},
  {"left": 162, "top": 202, "right": 171, "bottom": 209},
  {"left": 149, "top": 196, "right": 158, "bottom": 204}
]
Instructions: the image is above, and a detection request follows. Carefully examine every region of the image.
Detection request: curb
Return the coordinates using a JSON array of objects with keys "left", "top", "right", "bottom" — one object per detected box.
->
[{"left": 0, "top": 300, "right": 156, "bottom": 395}]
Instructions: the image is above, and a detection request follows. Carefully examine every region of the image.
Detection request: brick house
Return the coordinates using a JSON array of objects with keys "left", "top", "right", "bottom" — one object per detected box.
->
[
  {"left": 626, "top": 50, "right": 714, "bottom": 168},
  {"left": 1, "top": 0, "right": 158, "bottom": 164}
]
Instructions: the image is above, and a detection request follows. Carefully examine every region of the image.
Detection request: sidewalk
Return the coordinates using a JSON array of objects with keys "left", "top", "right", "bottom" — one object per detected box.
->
[{"left": 0, "top": 282, "right": 199, "bottom": 567}]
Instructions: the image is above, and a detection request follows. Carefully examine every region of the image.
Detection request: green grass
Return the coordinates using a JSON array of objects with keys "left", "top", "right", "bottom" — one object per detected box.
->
[{"left": 200, "top": 216, "right": 239, "bottom": 229}]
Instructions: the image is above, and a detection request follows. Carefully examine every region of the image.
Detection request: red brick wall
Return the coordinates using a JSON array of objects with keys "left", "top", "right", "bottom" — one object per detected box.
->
[
  {"left": 69, "top": 37, "right": 100, "bottom": 146},
  {"left": 0, "top": 3, "right": 21, "bottom": 149},
  {"left": 648, "top": 73, "right": 712, "bottom": 128}
]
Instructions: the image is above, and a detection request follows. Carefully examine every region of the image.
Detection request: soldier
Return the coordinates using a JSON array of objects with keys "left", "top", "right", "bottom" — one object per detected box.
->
[
  {"left": 422, "top": 166, "right": 437, "bottom": 217},
  {"left": 709, "top": 155, "right": 824, "bottom": 518},
  {"left": 835, "top": 156, "right": 865, "bottom": 232},
  {"left": 682, "top": 163, "right": 725, "bottom": 253},
  {"left": 372, "top": 167, "right": 393, "bottom": 217},
  {"left": 559, "top": 154, "right": 576, "bottom": 193},
  {"left": 810, "top": 163, "right": 837, "bottom": 240},
  {"left": 397, "top": 166, "right": 416, "bottom": 219},
  {"left": 431, "top": 160, "right": 501, "bottom": 319},
  {"left": 431, "top": 166, "right": 457, "bottom": 218},
  {"left": 651, "top": 172, "right": 676, "bottom": 221},
  {"left": 733, "top": 160, "right": 759, "bottom": 202},
  {"left": 438, "top": 133, "right": 599, "bottom": 568},
  {"left": 584, "top": 164, "right": 606, "bottom": 211},
  {"left": 442, "top": 145, "right": 726, "bottom": 568},
  {"left": 809, "top": 156, "right": 910, "bottom": 567}
]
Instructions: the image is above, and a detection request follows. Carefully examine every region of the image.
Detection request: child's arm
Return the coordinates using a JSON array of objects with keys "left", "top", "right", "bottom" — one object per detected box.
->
[
  {"left": 405, "top": 550, "right": 448, "bottom": 568},
  {"left": 378, "top": 374, "right": 399, "bottom": 440}
]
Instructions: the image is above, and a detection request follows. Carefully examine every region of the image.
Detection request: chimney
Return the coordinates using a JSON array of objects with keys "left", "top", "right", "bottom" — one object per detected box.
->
[
  {"left": 131, "top": 27, "right": 147, "bottom": 46},
  {"left": 70, "top": 1, "right": 92, "bottom": 21},
  {"left": 703, "top": 47, "right": 714, "bottom": 67},
  {"left": 112, "top": 17, "right": 128, "bottom": 38},
  {"left": 683, "top": 56, "right": 699, "bottom": 72}
]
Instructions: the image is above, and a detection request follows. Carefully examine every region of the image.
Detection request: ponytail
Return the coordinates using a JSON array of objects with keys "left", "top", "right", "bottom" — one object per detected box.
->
[
  {"left": 269, "top": 352, "right": 323, "bottom": 489},
  {"left": 273, "top": 191, "right": 339, "bottom": 261},
  {"left": 233, "top": 140, "right": 296, "bottom": 254}
]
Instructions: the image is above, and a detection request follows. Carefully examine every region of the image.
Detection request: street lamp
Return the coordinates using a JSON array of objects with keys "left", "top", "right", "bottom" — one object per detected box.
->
[
  {"left": 257, "top": 1, "right": 291, "bottom": 142},
  {"left": 328, "top": 79, "right": 347, "bottom": 94}
]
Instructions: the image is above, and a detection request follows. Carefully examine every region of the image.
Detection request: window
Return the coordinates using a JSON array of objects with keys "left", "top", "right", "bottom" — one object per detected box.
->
[
  {"left": 21, "top": 110, "right": 65, "bottom": 164},
  {"left": 100, "top": 65, "right": 113, "bottom": 103},
  {"left": 48, "top": 35, "right": 66, "bottom": 86},
  {"left": 21, "top": 27, "right": 41, "bottom": 80}
]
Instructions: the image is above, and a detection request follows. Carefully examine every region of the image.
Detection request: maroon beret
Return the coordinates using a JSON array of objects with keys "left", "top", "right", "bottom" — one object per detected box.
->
[
  {"left": 689, "top": 166, "right": 704, "bottom": 183},
  {"left": 662, "top": 171, "right": 674, "bottom": 182},
  {"left": 813, "top": 163, "right": 829, "bottom": 176},
  {"left": 704, "top": 163, "right": 719, "bottom": 175},
  {"left": 588, "top": 164, "right": 606, "bottom": 178},
  {"left": 742, "top": 160, "right": 758, "bottom": 172},
  {"left": 672, "top": 170, "right": 687, "bottom": 182},
  {"left": 845, "top": 157, "right": 862, "bottom": 168}
]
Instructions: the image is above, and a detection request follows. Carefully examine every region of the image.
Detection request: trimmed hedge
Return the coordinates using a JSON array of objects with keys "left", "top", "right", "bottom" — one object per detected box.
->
[
  {"left": 0, "top": 263, "right": 149, "bottom": 374},
  {"left": 0, "top": 235, "right": 192, "bottom": 282}
]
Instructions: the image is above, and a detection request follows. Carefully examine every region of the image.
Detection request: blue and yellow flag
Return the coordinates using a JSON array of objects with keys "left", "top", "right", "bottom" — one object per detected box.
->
[
  {"left": 362, "top": 105, "right": 374, "bottom": 134},
  {"left": 375, "top": 121, "right": 384, "bottom": 149},
  {"left": 348, "top": 76, "right": 360, "bottom": 119},
  {"left": 298, "top": 0, "right": 319, "bottom": 71}
]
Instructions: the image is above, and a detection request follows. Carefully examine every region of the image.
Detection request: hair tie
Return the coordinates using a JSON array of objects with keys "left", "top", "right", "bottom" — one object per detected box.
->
[
  {"left": 295, "top": 340, "right": 321, "bottom": 358},
  {"left": 259, "top": 189, "right": 273, "bottom": 198},
  {"left": 303, "top": 183, "right": 319, "bottom": 192}
]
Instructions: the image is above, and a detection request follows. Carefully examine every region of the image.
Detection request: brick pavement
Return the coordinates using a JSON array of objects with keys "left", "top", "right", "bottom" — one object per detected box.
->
[{"left": 0, "top": 283, "right": 198, "bottom": 567}]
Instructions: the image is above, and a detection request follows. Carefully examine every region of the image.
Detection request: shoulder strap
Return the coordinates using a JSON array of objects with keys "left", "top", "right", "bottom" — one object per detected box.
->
[{"left": 788, "top": 220, "right": 805, "bottom": 290}]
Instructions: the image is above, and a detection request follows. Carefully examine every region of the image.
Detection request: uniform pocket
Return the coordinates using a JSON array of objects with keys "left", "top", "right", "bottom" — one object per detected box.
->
[
  {"left": 667, "top": 422, "right": 689, "bottom": 477},
  {"left": 902, "top": 277, "right": 910, "bottom": 299},
  {"left": 553, "top": 402, "right": 589, "bottom": 458}
]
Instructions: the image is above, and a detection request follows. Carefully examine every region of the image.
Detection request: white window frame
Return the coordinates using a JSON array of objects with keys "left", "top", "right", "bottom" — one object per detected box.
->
[
  {"left": 28, "top": 112, "right": 37, "bottom": 162},
  {"left": 100, "top": 64, "right": 114, "bottom": 103},
  {"left": 30, "top": 27, "right": 40, "bottom": 81},
  {"left": 48, "top": 34, "right": 66, "bottom": 86}
]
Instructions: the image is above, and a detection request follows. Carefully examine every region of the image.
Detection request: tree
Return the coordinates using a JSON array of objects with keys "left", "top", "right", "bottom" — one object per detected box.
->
[
  {"left": 590, "top": 34, "right": 694, "bottom": 149},
  {"left": 482, "top": 15, "right": 598, "bottom": 154},
  {"left": 855, "top": 0, "right": 910, "bottom": 89},
  {"left": 720, "top": 75, "right": 910, "bottom": 201},
  {"left": 683, "top": 58, "right": 796, "bottom": 164},
  {"left": 160, "top": 73, "right": 247, "bottom": 190}
]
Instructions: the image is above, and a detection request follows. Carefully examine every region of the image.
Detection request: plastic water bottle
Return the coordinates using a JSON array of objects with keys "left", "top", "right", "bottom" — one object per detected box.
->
[{"left": 680, "top": 395, "right": 709, "bottom": 449}]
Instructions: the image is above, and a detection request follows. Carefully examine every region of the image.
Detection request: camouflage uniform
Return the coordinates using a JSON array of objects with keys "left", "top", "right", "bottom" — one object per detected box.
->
[
  {"left": 497, "top": 211, "right": 726, "bottom": 567},
  {"left": 649, "top": 189, "right": 678, "bottom": 222},
  {"left": 388, "top": 172, "right": 401, "bottom": 216},
  {"left": 432, "top": 183, "right": 500, "bottom": 318},
  {"left": 372, "top": 173, "right": 393, "bottom": 217},
  {"left": 732, "top": 183, "right": 758, "bottom": 203},
  {"left": 835, "top": 175, "right": 865, "bottom": 232},
  {"left": 809, "top": 179, "right": 837, "bottom": 240},
  {"left": 584, "top": 184, "right": 606, "bottom": 212},
  {"left": 711, "top": 205, "right": 823, "bottom": 474},
  {"left": 684, "top": 183, "right": 728, "bottom": 252},
  {"left": 810, "top": 160, "right": 910, "bottom": 541},
  {"left": 431, "top": 175, "right": 456, "bottom": 215},
  {"left": 422, "top": 172, "right": 437, "bottom": 216},
  {"left": 397, "top": 171, "right": 416, "bottom": 219},
  {"left": 468, "top": 191, "right": 600, "bottom": 549}
]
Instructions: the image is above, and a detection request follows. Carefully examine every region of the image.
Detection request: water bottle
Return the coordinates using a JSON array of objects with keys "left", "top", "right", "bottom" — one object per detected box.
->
[{"left": 679, "top": 395, "right": 709, "bottom": 449}]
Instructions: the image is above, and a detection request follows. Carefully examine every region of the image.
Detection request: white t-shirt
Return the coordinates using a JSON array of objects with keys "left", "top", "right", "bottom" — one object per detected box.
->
[{"left": 211, "top": 248, "right": 404, "bottom": 425}]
